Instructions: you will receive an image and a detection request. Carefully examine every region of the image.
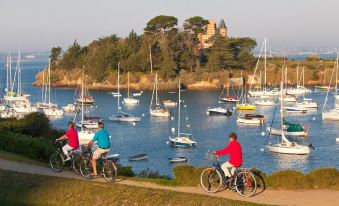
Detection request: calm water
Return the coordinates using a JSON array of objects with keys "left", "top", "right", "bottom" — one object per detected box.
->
[{"left": 0, "top": 59, "right": 338, "bottom": 176}]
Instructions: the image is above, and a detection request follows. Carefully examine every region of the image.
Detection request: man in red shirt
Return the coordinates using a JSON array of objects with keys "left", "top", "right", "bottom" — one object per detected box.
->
[
  {"left": 213, "top": 132, "right": 242, "bottom": 178},
  {"left": 56, "top": 121, "right": 79, "bottom": 161}
]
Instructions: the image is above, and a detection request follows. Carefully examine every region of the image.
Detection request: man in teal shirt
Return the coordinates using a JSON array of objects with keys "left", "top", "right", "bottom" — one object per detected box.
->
[{"left": 88, "top": 122, "right": 110, "bottom": 176}]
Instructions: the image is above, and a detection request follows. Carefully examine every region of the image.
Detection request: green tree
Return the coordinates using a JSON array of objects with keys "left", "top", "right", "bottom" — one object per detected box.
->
[
  {"left": 144, "top": 15, "right": 178, "bottom": 35},
  {"left": 183, "top": 16, "right": 208, "bottom": 35},
  {"left": 49, "top": 47, "right": 62, "bottom": 69}
]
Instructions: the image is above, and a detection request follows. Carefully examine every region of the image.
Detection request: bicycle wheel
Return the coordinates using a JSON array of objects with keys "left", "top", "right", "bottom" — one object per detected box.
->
[
  {"left": 200, "top": 167, "right": 222, "bottom": 193},
  {"left": 72, "top": 155, "right": 82, "bottom": 175},
  {"left": 234, "top": 171, "right": 257, "bottom": 197},
  {"left": 102, "top": 161, "right": 117, "bottom": 182},
  {"left": 79, "top": 157, "right": 94, "bottom": 179},
  {"left": 50, "top": 151, "right": 65, "bottom": 172}
]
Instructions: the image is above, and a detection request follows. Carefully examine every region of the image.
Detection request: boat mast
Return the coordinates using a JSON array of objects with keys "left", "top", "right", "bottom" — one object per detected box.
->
[
  {"left": 48, "top": 58, "right": 51, "bottom": 109},
  {"left": 17, "top": 51, "right": 21, "bottom": 95},
  {"left": 296, "top": 63, "right": 299, "bottom": 87},
  {"left": 81, "top": 67, "right": 84, "bottom": 126},
  {"left": 41, "top": 69, "right": 45, "bottom": 103},
  {"left": 6, "top": 56, "right": 9, "bottom": 95},
  {"left": 9, "top": 56, "right": 12, "bottom": 94},
  {"left": 264, "top": 37, "right": 267, "bottom": 90},
  {"left": 177, "top": 80, "right": 181, "bottom": 137},
  {"left": 117, "top": 62, "right": 120, "bottom": 112},
  {"left": 155, "top": 73, "right": 158, "bottom": 106},
  {"left": 336, "top": 52, "right": 338, "bottom": 95},
  {"left": 149, "top": 44, "right": 153, "bottom": 74},
  {"left": 127, "top": 72, "right": 130, "bottom": 98}
]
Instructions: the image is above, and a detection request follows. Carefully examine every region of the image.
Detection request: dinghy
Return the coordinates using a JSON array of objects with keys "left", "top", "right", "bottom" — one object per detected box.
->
[
  {"left": 163, "top": 100, "right": 177, "bottom": 107},
  {"left": 284, "top": 106, "right": 307, "bottom": 113},
  {"left": 168, "top": 157, "right": 187, "bottom": 163},
  {"left": 128, "top": 154, "right": 148, "bottom": 161},
  {"left": 206, "top": 107, "right": 232, "bottom": 116},
  {"left": 106, "top": 154, "right": 120, "bottom": 161},
  {"left": 237, "top": 114, "right": 264, "bottom": 125}
]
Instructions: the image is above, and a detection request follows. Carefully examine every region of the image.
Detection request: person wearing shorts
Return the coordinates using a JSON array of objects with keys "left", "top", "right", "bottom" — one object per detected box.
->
[{"left": 88, "top": 122, "right": 110, "bottom": 176}]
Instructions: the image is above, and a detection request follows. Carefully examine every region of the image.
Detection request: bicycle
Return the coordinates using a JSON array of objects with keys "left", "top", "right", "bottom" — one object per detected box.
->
[
  {"left": 200, "top": 152, "right": 257, "bottom": 197},
  {"left": 79, "top": 145, "right": 118, "bottom": 182},
  {"left": 49, "top": 139, "right": 82, "bottom": 174}
]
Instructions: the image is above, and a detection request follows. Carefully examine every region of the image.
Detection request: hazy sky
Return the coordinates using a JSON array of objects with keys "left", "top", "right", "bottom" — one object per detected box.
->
[{"left": 1, "top": 0, "right": 338, "bottom": 52}]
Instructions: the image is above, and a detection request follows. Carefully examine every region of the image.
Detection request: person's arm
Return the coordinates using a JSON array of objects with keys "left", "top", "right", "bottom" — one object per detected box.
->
[
  {"left": 56, "top": 134, "right": 67, "bottom": 141},
  {"left": 88, "top": 133, "right": 98, "bottom": 147},
  {"left": 214, "top": 144, "right": 231, "bottom": 156}
]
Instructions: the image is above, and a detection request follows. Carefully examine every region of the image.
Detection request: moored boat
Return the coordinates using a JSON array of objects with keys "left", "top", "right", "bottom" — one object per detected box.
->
[{"left": 206, "top": 107, "right": 232, "bottom": 116}]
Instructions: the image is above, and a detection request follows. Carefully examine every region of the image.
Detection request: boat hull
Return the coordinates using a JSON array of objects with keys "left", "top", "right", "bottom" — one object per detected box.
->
[
  {"left": 267, "top": 143, "right": 310, "bottom": 155},
  {"left": 267, "top": 127, "right": 308, "bottom": 136}
]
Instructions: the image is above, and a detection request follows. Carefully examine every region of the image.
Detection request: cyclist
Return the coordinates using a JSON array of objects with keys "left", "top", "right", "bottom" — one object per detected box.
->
[
  {"left": 213, "top": 132, "right": 242, "bottom": 179},
  {"left": 56, "top": 121, "right": 79, "bottom": 161},
  {"left": 87, "top": 121, "right": 110, "bottom": 176}
]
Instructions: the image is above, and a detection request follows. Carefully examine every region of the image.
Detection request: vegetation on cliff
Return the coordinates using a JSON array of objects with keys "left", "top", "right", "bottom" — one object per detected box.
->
[{"left": 49, "top": 15, "right": 257, "bottom": 82}]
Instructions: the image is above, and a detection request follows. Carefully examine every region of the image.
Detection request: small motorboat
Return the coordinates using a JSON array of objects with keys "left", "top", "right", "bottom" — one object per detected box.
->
[
  {"left": 128, "top": 153, "right": 149, "bottom": 161},
  {"left": 109, "top": 112, "right": 141, "bottom": 122},
  {"left": 150, "top": 106, "right": 171, "bottom": 117},
  {"left": 284, "top": 106, "right": 307, "bottom": 113},
  {"left": 111, "top": 92, "right": 121, "bottom": 97},
  {"left": 206, "top": 107, "right": 232, "bottom": 116},
  {"left": 236, "top": 103, "right": 256, "bottom": 111},
  {"left": 106, "top": 154, "right": 120, "bottom": 161},
  {"left": 237, "top": 114, "right": 264, "bottom": 125},
  {"left": 219, "top": 96, "right": 240, "bottom": 103},
  {"left": 295, "top": 101, "right": 318, "bottom": 109},
  {"left": 168, "top": 157, "right": 187, "bottom": 163},
  {"left": 133, "top": 91, "right": 143, "bottom": 97},
  {"left": 124, "top": 97, "right": 139, "bottom": 105},
  {"left": 254, "top": 99, "right": 274, "bottom": 106},
  {"left": 62, "top": 104, "right": 76, "bottom": 112},
  {"left": 163, "top": 100, "right": 177, "bottom": 107}
]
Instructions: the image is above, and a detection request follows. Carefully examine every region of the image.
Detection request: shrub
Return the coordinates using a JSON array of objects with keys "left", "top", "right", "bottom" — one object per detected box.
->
[
  {"left": 0, "top": 130, "right": 54, "bottom": 162},
  {"left": 266, "top": 170, "right": 312, "bottom": 190},
  {"left": 307, "top": 168, "right": 339, "bottom": 189},
  {"left": 137, "top": 168, "right": 171, "bottom": 180},
  {"left": 117, "top": 165, "right": 134, "bottom": 177},
  {"left": 172, "top": 165, "right": 205, "bottom": 186},
  {"left": 0, "top": 112, "right": 64, "bottom": 142}
]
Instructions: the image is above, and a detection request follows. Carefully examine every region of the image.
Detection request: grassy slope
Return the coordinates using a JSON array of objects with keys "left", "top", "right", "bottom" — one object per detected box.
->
[
  {"left": 0, "top": 170, "right": 266, "bottom": 206},
  {"left": 0, "top": 149, "right": 46, "bottom": 166}
]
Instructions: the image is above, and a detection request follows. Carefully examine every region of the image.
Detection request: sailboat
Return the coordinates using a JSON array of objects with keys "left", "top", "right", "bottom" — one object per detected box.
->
[
  {"left": 295, "top": 67, "right": 318, "bottom": 109},
  {"left": 76, "top": 72, "right": 94, "bottom": 105},
  {"left": 168, "top": 80, "right": 197, "bottom": 147},
  {"left": 236, "top": 76, "right": 256, "bottom": 111},
  {"left": 287, "top": 65, "right": 311, "bottom": 95},
  {"left": 123, "top": 72, "right": 139, "bottom": 105},
  {"left": 149, "top": 73, "right": 170, "bottom": 117},
  {"left": 108, "top": 63, "right": 140, "bottom": 122},
  {"left": 41, "top": 59, "right": 64, "bottom": 117},
  {"left": 267, "top": 82, "right": 313, "bottom": 155},
  {"left": 253, "top": 38, "right": 275, "bottom": 106},
  {"left": 77, "top": 70, "right": 95, "bottom": 144},
  {"left": 322, "top": 52, "right": 339, "bottom": 120},
  {"left": 219, "top": 79, "right": 240, "bottom": 103}
]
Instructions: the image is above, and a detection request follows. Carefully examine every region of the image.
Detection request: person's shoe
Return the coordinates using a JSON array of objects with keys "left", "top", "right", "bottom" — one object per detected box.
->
[{"left": 64, "top": 157, "right": 71, "bottom": 162}]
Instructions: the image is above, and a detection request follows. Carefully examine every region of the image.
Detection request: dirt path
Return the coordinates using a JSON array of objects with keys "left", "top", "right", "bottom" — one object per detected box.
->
[{"left": 0, "top": 159, "right": 338, "bottom": 206}]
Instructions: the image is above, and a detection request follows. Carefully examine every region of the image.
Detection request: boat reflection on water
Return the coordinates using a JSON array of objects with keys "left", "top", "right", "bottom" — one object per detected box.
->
[{"left": 272, "top": 153, "right": 310, "bottom": 172}]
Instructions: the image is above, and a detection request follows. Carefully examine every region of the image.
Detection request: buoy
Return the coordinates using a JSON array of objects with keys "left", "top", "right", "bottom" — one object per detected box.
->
[
  {"left": 171, "top": 127, "right": 175, "bottom": 132},
  {"left": 186, "top": 117, "right": 188, "bottom": 120},
  {"left": 336, "top": 138, "right": 339, "bottom": 142},
  {"left": 184, "top": 105, "right": 187, "bottom": 108},
  {"left": 187, "top": 124, "right": 190, "bottom": 128},
  {"left": 171, "top": 117, "right": 174, "bottom": 120},
  {"left": 312, "top": 117, "right": 316, "bottom": 121},
  {"left": 166, "top": 141, "right": 169, "bottom": 144},
  {"left": 132, "top": 122, "right": 136, "bottom": 126},
  {"left": 232, "top": 107, "right": 236, "bottom": 110},
  {"left": 142, "top": 114, "right": 145, "bottom": 117},
  {"left": 261, "top": 132, "right": 265, "bottom": 136},
  {"left": 260, "top": 148, "right": 264, "bottom": 152},
  {"left": 119, "top": 106, "right": 122, "bottom": 110}
]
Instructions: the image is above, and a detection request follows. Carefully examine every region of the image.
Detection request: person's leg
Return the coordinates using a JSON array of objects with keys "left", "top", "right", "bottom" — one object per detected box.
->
[
  {"left": 91, "top": 148, "right": 103, "bottom": 175},
  {"left": 221, "top": 161, "right": 234, "bottom": 177},
  {"left": 62, "top": 144, "right": 74, "bottom": 161}
]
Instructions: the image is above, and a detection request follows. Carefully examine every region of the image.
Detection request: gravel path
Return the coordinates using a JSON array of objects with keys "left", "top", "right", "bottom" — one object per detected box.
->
[{"left": 0, "top": 158, "right": 338, "bottom": 206}]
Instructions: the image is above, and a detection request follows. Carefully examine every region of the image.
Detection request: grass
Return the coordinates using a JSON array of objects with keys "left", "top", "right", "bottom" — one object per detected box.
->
[
  {"left": 0, "top": 169, "right": 266, "bottom": 206},
  {"left": 0, "top": 149, "right": 47, "bottom": 166}
]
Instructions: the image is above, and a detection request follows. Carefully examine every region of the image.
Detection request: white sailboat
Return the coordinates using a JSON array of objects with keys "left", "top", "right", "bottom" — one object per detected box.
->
[
  {"left": 295, "top": 67, "right": 318, "bottom": 109},
  {"left": 77, "top": 70, "right": 95, "bottom": 144},
  {"left": 168, "top": 80, "right": 197, "bottom": 148},
  {"left": 149, "top": 73, "right": 170, "bottom": 117},
  {"left": 322, "top": 52, "right": 339, "bottom": 120},
  {"left": 108, "top": 63, "right": 140, "bottom": 122},
  {"left": 267, "top": 82, "right": 313, "bottom": 155},
  {"left": 123, "top": 72, "right": 139, "bottom": 105},
  {"left": 41, "top": 59, "right": 64, "bottom": 117}
]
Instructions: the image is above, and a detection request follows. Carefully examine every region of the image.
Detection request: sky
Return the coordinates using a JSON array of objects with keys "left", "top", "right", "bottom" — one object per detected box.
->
[{"left": 1, "top": 0, "right": 339, "bottom": 52}]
